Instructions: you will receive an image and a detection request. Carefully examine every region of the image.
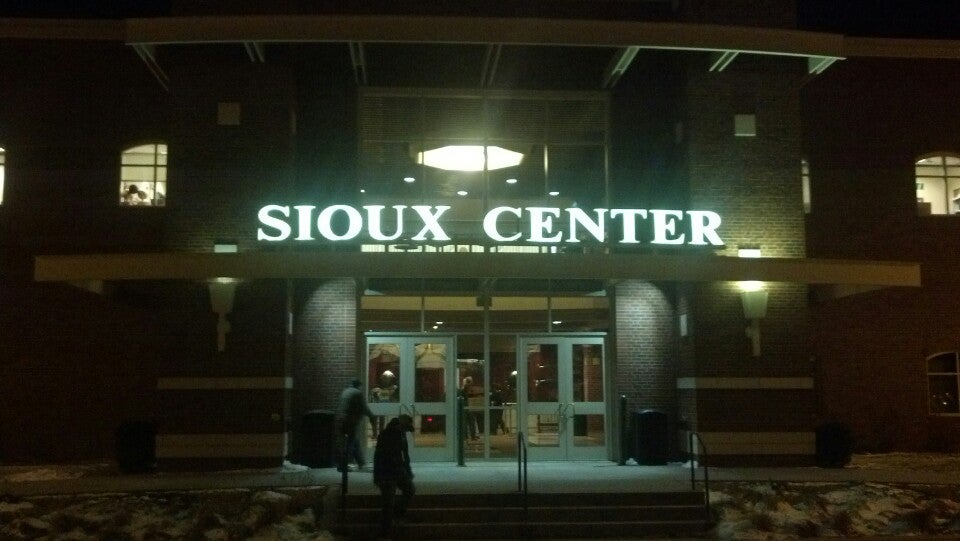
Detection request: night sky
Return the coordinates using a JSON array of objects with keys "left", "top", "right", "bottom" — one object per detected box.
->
[{"left": 0, "top": 1, "right": 958, "bottom": 39}]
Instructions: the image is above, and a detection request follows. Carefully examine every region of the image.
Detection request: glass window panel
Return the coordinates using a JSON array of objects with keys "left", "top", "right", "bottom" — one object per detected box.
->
[
  {"left": 121, "top": 166, "right": 156, "bottom": 182},
  {"left": 526, "top": 414, "right": 559, "bottom": 447},
  {"left": 413, "top": 414, "right": 447, "bottom": 448},
  {"left": 368, "top": 342, "right": 401, "bottom": 403},
  {"left": 527, "top": 343, "right": 558, "bottom": 403},
  {"left": 929, "top": 376, "right": 959, "bottom": 414},
  {"left": 572, "top": 343, "right": 604, "bottom": 402},
  {"left": 120, "top": 144, "right": 166, "bottom": 207},
  {"left": 928, "top": 353, "right": 958, "bottom": 373},
  {"left": 490, "top": 296, "right": 549, "bottom": 332},
  {"left": 916, "top": 166, "right": 943, "bottom": 176},
  {"left": 916, "top": 155, "right": 960, "bottom": 216},
  {"left": 153, "top": 183, "right": 166, "bottom": 206},
  {"left": 122, "top": 153, "right": 157, "bottom": 166},
  {"left": 572, "top": 414, "right": 605, "bottom": 447},
  {"left": 484, "top": 98, "right": 547, "bottom": 142},
  {"left": 0, "top": 146, "right": 5, "bottom": 205},
  {"left": 414, "top": 342, "right": 447, "bottom": 403},
  {"left": 548, "top": 144, "right": 605, "bottom": 209}
]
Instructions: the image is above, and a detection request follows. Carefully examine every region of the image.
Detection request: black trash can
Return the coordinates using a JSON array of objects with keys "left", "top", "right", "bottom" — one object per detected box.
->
[
  {"left": 301, "top": 410, "right": 336, "bottom": 468},
  {"left": 815, "top": 421, "right": 852, "bottom": 468},
  {"left": 115, "top": 420, "right": 156, "bottom": 474},
  {"left": 633, "top": 409, "right": 669, "bottom": 465}
]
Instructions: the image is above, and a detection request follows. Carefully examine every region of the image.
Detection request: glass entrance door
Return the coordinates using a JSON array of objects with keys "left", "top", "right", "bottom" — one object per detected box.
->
[
  {"left": 366, "top": 335, "right": 456, "bottom": 461},
  {"left": 519, "top": 336, "right": 607, "bottom": 460}
]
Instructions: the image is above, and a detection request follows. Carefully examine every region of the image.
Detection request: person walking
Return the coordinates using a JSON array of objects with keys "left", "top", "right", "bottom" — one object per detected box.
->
[
  {"left": 336, "top": 378, "right": 376, "bottom": 472},
  {"left": 373, "top": 414, "right": 416, "bottom": 539}
]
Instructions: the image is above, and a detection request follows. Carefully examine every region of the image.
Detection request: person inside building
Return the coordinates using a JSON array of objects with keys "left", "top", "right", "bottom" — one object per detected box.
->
[
  {"left": 121, "top": 184, "right": 145, "bottom": 205},
  {"left": 373, "top": 413, "right": 416, "bottom": 538},
  {"left": 460, "top": 376, "right": 480, "bottom": 440},
  {"left": 336, "top": 378, "right": 376, "bottom": 472}
]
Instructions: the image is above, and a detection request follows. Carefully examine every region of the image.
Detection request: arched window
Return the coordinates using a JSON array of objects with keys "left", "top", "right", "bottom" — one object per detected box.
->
[
  {"left": 0, "top": 146, "right": 5, "bottom": 205},
  {"left": 120, "top": 143, "right": 166, "bottom": 207},
  {"left": 915, "top": 154, "right": 960, "bottom": 215},
  {"left": 801, "top": 158, "right": 811, "bottom": 214},
  {"left": 928, "top": 352, "right": 960, "bottom": 414}
]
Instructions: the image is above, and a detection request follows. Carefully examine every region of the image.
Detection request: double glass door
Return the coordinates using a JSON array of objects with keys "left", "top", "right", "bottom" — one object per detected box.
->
[
  {"left": 366, "top": 336, "right": 457, "bottom": 461},
  {"left": 520, "top": 336, "right": 607, "bottom": 460},
  {"left": 365, "top": 333, "right": 606, "bottom": 462}
]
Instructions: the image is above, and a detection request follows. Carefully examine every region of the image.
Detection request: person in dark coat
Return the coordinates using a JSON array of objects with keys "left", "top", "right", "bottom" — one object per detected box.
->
[
  {"left": 336, "top": 378, "right": 376, "bottom": 471},
  {"left": 373, "top": 414, "right": 415, "bottom": 537}
]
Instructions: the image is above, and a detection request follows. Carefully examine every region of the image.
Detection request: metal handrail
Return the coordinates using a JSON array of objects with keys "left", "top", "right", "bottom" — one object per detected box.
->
[
  {"left": 687, "top": 430, "right": 712, "bottom": 524},
  {"left": 339, "top": 431, "right": 350, "bottom": 521},
  {"left": 517, "top": 431, "right": 528, "bottom": 537}
]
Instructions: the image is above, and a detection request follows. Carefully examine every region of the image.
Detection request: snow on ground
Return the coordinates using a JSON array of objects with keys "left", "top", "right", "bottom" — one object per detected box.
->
[{"left": 1, "top": 454, "right": 960, "bottom": 539}]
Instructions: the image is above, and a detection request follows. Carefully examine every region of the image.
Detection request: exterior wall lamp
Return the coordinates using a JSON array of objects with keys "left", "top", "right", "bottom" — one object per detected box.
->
[
  {"left": 210, "top": 243, "right": 238, "bottom": 352},
  {"left": 209, "top": 279, "right": 236, "bottom": 352},
  {"left": 738, "top": 248, "right": 767, "bottom": 357}
]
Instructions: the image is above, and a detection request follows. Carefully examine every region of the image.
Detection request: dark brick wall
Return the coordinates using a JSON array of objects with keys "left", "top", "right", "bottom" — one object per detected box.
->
[
  {"left": 613, "top": 280, "right": 678, "bottom": 413},
  {"left": 292, "top": 278, "right": 358, "bottom": 456},
  {"left": 163, "top": 49, "right": 297, "bottom": 253},
  {"left": 0, "top": 282, "right": 160, "bottom": 462},
  {"left": 804, "top": 58, "right": 960, "bottom": 452},
  {"left": 681, "top": 51, "right": 813, "bottom": 444}
]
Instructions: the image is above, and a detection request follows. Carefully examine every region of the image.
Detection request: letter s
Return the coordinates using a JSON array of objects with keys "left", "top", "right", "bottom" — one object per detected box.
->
[{"left": 257, "top": 205, "right": 292, "bottom": 241}]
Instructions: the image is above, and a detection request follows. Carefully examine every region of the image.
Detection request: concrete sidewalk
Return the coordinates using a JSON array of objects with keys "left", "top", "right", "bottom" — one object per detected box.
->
[{"left": 3, "top": 460, "right": 959, "bottom": 497}]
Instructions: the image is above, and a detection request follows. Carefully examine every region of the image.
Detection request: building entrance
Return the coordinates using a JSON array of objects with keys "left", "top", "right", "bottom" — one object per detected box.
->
[{"left": 364, "top": 333, "right": 607, "bottom": 462}]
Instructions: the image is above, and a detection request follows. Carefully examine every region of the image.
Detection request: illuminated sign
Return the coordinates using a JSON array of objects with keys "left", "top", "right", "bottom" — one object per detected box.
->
[{"left": 256, "top": 204, "right": 724, "bottom": 246}]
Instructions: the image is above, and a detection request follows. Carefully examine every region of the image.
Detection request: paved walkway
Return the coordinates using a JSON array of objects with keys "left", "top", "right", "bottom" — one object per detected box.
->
[{"left": 3, "top": 460, "right": 960, "bottom": 497}]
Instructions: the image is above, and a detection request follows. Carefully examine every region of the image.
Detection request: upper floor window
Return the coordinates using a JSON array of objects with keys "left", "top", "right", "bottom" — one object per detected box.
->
[
  {"left": 120, "top": 143, "right": 166, "bottom": 206},
  {"left": 928, "top": 351, "right": 960, "bottom": 414},
  {"left": 0, "top": 146, "right": 5, "bottom": 205},
  {"left": 916, "top": 154, "right": 960, "bottom": 215}
]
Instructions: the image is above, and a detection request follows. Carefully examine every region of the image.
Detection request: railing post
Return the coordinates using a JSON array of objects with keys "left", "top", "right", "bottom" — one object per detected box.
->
[
  {"left": 339, "top": 432, "right": 349, "bottom": 521},
  {"left": 618, "top": 394, "right": 628, "bottom": 465},
  {"left": 457, "top": 394, "right": 465, "bottom": 466}
]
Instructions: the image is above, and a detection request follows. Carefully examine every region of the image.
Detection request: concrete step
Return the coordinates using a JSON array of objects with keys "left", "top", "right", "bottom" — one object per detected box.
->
[
  {"left": 342, "top": 503, "right": 708, "bottom": 523},
  {"left": 335, "top": 491, "right": 712, "bottom": 539},
  {"left": 334, "top": 519, "right": 712, "bottom": 539}
]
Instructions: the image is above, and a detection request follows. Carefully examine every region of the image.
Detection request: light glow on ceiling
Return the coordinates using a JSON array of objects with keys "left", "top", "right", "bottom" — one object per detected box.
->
[{"left": 417, "top": 145, "right": 523, "bottom": 172}]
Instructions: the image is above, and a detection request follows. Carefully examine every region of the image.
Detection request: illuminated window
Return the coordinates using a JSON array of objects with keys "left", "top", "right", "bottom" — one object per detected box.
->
[
  {"left": 915, "top": 154, "right": 960, "bottom": 216},
  {"left": 0, "top": 146, "right": 5, "bottom": 205},
  {"left": 120, "top": 143, "right": 167, "bottom": 207},
  {"left": 928, "top": 352, "right": 960, "bottom": 414},
  {"left": 801, "top": 158, "right": 810, "bottom": 214}
]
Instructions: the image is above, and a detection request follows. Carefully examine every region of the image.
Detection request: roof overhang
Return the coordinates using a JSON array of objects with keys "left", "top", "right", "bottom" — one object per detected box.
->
[
  {"left": 34, "top": 252, "right": 921, "bottom": 289},
  {"left": 4, "top": 15, "right": 960, "bottom": 61}
]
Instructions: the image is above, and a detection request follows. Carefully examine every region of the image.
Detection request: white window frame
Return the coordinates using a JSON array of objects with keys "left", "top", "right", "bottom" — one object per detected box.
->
[
  {"left": 927, "top": 351, "right": 960, "bottom": 415},
  {"left": 915, "top": 153, "right": 960, "bottom": 216},
  {"left": 0, "top": 146, "right": 5, "bottom": 205},
  {"left": 120, "top": 143, "right": 167, "bottom": 207}
]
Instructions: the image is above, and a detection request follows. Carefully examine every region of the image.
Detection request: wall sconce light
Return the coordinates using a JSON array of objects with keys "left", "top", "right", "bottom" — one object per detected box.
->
[
  {"left": 211, "top": 242, "right": 238, "bottom": 352},
  {"left": 738, "top": 248, "right": 767, "bottom": 357},
  {"left": 209, "top": 280, "right": 236, "bottom": 352}
]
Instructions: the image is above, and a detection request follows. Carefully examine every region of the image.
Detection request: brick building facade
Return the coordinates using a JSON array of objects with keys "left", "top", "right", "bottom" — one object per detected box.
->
[{"left": 0, "top": 2, "right": 951, "bottom": 469}]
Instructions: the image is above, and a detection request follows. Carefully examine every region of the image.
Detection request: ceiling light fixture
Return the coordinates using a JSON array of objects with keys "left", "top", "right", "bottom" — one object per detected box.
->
[
  {"left": 403, "top": 176, "right": 416, "bottom": 183},
  {"left": 417, "top": 145, "right": 523, "bottom": 172}
]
